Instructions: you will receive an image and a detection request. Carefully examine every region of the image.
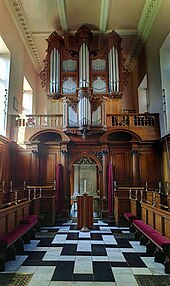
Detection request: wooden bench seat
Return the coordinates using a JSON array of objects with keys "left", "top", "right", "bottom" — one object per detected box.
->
[
  {"left": 0, "top": 214, "right": 38, "bottom": 271},
  {"left": 133, "top": 219, "right": 170, "bottom": 274}
]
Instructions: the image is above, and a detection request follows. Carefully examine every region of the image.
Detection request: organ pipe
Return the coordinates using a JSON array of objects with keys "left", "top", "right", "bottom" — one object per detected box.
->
[
  {"left": 108, "top": 46, "right": 119, "bottom": 93},
  {"left": 50, "top": 48, "right": 60, "bottom": 94},
  {"left": 79, "top": 42, "right": 90, "bottom": 88}
]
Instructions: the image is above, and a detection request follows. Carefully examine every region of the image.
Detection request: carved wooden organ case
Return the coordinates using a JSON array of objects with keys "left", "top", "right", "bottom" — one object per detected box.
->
[{"left": 40, "top": 25, "right": 128, "bottom": 136}]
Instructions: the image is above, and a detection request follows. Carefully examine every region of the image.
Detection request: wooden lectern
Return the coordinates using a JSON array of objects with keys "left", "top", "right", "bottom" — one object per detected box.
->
[{"left": 77, "top": 194, "right": 93, "bottom": 230}]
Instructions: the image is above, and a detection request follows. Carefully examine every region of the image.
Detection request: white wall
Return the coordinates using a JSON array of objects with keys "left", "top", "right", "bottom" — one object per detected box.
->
[
  {"left": 0, "top": 0, "right": 44, "bottom": 119},
  {"left": 143, "top": 0, "right": 170, "bottom": 137},
  {"left": 160, "top": 48, "right": 170, "bottom": 134}
]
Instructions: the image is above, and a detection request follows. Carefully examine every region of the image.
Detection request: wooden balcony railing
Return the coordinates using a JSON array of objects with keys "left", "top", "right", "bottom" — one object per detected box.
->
[
  {"left": 107, "top": 113, "right": 159, "bottom": 127},
  {"left": 14, "top": 113, "right": 160, "bottom": 142},
  {"left": 17, "top": 114, "right": 63, "bottom": 128},
  {"left": 16, "top": 113, "right": 159, "bottom": 129}
]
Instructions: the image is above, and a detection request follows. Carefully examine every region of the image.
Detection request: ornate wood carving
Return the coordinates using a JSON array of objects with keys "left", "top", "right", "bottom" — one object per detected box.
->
[{"left": 76, "top": 25, "right": 92, "bottom": 47}]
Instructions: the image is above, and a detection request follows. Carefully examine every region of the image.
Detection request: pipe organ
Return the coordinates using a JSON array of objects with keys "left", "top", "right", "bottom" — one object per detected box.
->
[{"left": 40, "top": 25, "right": 128, "bottom": 137}]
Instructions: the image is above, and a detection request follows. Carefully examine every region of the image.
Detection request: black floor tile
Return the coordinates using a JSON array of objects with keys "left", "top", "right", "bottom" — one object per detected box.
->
[
  {"left": 76, "top": 251, "right": 91, "bottom": 256},
  {"left": 115, "top": 238, "right": 133, "bottom": 248},
  {"left": 123, "top": 253, "right": 148, "bottom": 267},
  {"left": 110, "top": 261, "right": 129, "bottom": 267},
  {"left": 105, "top": 244, "right": 119, "bottom": 248},
  {"left": 73, "top": 274, "right": 93, "bottom": 281},
  {"left": 70, "top": 225, "right": 78, "bottom": 230},
  {"left": 93, "top": 261, "right": 115, "bottom": 281},
  {"left": 111, "top": 229, "right": 122, "bottom": 234},
  {"left": 67, "top": 233, "right": 79, "bottom": 240},
  {"left": 22, "top": 251, "right": 46, "bottom": 266},
  {"left": 37, "top": 238, "right": 53, "bottom": 247},
  {"left": 51, "top": 261, "right": 74, "bottom": 281},
  {"left": 90, "top": 233, "right": 103, "bottom": 240},
  {"left": 61, "top": 244, "right": 77, "bottom": 255},
  {"left": 92, "top": 225, "right": 100, "bottom": 230},
  {"left": 78, "top": 237, "right": 91, "bottom": 240},
  {"left": 91, "top": 244, "right": 107, "bottom": 256}
]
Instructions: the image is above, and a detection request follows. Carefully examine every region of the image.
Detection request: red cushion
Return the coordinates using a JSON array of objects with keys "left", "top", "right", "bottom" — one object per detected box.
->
[
  {"left": 133, "top": 220, "right": 155, "bottom": 236},
  {"left": 20, "top": 215, "right": 38, "bottom": 224},
  {"left": 0, "top": 220, "right": 37, "bottom": 247},
  {"left": 149, "top": 231, "right": 170, "bottom": 247},
  {"left": 124, "top": 212, "right": 136, "bottom": 220},
  {"left": 133, "top": 220, "right": 170, "bottom": 248}
]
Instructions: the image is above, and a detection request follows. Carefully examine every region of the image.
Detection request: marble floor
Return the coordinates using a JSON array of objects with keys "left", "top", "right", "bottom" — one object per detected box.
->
[{"left": 3, "top": 218, "right": 169, "bottom": 286}]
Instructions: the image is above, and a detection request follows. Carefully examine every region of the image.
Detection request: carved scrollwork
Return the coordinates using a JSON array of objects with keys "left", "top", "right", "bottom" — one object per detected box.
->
[
  {"left": 39, "top": 57, "right": 48, "bottom": 90},
  {"left": 69, "top": 103, "right": 78, "bottom": 113},
  {"left": 62, "top": 72, "right": 78, "bottom": 83},
  {"left": 91, "top": 72, "right": 107, "bottom": 82},
  {"left": 76, "top": 157, "right": 94, "bottom": 164},
  {"left": 91, "top": 102, "right": 100, "bottom": 112}
]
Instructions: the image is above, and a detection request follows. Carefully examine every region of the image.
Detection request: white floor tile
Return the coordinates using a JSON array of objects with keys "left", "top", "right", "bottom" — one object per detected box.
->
[
  {"left": 102, "top": 235, "right": 117, "bottom": 244},
  {"left": 43, "top": 247, "right": 63, "bottom": 261},
  {"left": 114, "top": 273, "right": 138, "bottom": 283},
  {"left": 52, "top": 234, "right": 68, "bottom": 243},
  {"left": 17, "top": 265, "right": 38, "bottom": 273},
  {"left": 5, "top": 255, "right": 28, "bottom": 271},
  {"left": 120, "top": 248, "right": 135, "bottom": 252},
  {"left": 50, "top": 282, "right": 72, "bottom": 286},
  {"left": 130, "top": 267, "right": 153, "bottom": 275},
  {"left": 77, "top": 240, "right": 91, "bottom": 252},
  {"left": 79, "top": 231, "right": 91, "bottom": 238},
  {"left": 112, "top": 267, "right": 132, "bottom": 275},
  {"left": 28, "top": 266, "right": 55, "bottom": 283},
  {"left": 74, "top": 257, "right": 93, "bottom": 274}
]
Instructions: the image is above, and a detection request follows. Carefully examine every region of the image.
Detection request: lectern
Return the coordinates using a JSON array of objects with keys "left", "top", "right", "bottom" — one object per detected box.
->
[{"left": 77, "top": 194, "right": 93, "bottom": 230}]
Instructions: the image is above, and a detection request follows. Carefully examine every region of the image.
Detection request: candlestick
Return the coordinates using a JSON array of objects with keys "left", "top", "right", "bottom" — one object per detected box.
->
[
  {"left": 2, "top": 181, "right": 5, "bottom": 193},
  {"left": 28, "top": 189, "right": 31, "bottom": 201},
  {"left": 15, "top": 191, "right": 17, "bottom": 204},
  {"left": 33, "top": 188, "right": 36, "bottom": 199},
  {"left": 39, "top": 187, "right": 42, "bottom": 198},
  {"left": 84, "top": 179, "right": 86, "bottom": 193}
]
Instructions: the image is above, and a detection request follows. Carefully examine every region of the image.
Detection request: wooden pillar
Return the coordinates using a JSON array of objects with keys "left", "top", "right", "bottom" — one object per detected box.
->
[
  {"left": 101, "top": 149, "right": 109, "bottom": 217},
  {"left": 61, "top": 147, "right": 69, "bottom": 218},
  {"left": 131, "top": 147, "right": 140, "bottom": 186}
]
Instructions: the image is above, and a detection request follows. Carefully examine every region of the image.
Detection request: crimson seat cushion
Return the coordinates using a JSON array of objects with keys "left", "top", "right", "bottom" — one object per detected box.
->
[
  {"left": 133, "top": 219, "right": 170, "bottom": 248},
  {"left": 20, "top": 215, "right": 38, "bottom": 224},
  {"left": 0, "top": 220, "right": 37, "bottom": 247},
  {"left": 124, "top": 212, "right": 136, "bottom": 220}
]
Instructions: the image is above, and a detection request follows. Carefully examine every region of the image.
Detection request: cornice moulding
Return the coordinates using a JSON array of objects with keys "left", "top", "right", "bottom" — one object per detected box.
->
[
  {"left": 4, "top": 0, "right": 42, "bottom": 72},
  {"left": 125, "top": 0, "right": 163, "bottom": 72}
]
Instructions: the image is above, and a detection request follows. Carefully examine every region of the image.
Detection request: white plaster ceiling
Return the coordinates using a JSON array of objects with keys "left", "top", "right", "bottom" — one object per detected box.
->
[{"left": 4, "top": 0, "right": 162, "bottom": 72}]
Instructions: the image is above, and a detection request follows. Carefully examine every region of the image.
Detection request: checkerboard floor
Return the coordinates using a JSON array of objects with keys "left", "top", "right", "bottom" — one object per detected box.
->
[{"left": 4, "top": 219, "right": 169, "bottom": 285}]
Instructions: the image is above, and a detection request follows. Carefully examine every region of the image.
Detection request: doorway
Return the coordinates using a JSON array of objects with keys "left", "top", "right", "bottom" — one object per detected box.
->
[{"left": 70, "top": 156, "right": 101, "bottom": 218}]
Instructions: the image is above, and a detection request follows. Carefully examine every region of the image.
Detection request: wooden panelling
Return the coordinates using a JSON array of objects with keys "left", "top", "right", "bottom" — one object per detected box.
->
[
  {"left": 114, "top": 153, "right": 126, "bottom": 184},
  {"left": 165, "top": 217, "right": 170, "bottom": 238},
  {"left": 140, "top": 146, "right": 160, "bottom": 186},
  {"left": 30, "top": 198, "right": 41, "bottom": 216},
  {"left": 46, "top": 153, "right": 56, "bottom": 183},
  {"left": 15, "top": 151, "right": 32, "bottom": 184},
  {"left": 0, "top": 213, "right": 6, "bottom": 236},
  {"left": 0, "top": 135, "right": 10, "bottom": 187},
  {"left": 155, "top": 213, "right": 162, "bottom": 233},
  {"left": 114, "top": 190, "right": 130, "bottom": 225},
  {"left": 41, "top": 196, "right": 56, "bottom": 225},
  {"left": 141, "top": 201, "right": 170, "bottom": 239},
  {"left": 0, "top": 201, "right": 31, "bottom": 237},
  {"left": 147, "top": 209, "right": 154, "bottom": 228},
  {"left": 106, "top": 98, "right": 122, "bottom": 114}
]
